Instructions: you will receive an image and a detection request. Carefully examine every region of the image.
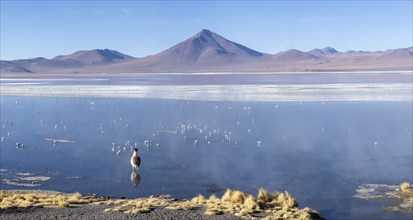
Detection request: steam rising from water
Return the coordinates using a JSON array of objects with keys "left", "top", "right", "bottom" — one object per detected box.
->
[{"left": 0, "top": 96, "right": 412, "bottom": 219}]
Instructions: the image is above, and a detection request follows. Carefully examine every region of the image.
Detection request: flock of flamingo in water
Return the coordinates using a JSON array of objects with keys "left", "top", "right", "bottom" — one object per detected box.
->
[
  {"left": 1, "top": 100, "right": 270, "bottom": 154},
  {"left": 2, "top": 99, "right": 411, "bottom": 157},
  {"left": 1, "top": 101, "right": 410, "bottom": 155}
]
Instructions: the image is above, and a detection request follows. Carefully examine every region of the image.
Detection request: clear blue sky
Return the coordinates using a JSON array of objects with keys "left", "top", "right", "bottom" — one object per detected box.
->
[{"left": 1, "top": 1, "right": 412, "bottom": 60}]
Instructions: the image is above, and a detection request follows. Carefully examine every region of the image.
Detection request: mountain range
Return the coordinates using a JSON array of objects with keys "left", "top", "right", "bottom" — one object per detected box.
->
[{"left": 1, "top": 29, "right": 412, "bottom": 74}]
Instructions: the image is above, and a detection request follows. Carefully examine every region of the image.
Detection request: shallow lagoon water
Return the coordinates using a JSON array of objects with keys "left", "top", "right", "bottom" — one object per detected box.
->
[{"left": 0, "top": 96, "right": 412, "bottom": 219}]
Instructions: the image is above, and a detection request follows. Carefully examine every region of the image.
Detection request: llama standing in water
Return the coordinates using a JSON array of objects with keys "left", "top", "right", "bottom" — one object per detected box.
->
[{"left": 131, "top": 148, "right": 141, "bottom": 171}]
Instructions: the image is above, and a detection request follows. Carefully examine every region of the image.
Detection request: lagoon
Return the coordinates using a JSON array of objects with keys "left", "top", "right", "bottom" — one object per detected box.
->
[{"left": 0, "top": 96, "right": 412, "bottom": 219}]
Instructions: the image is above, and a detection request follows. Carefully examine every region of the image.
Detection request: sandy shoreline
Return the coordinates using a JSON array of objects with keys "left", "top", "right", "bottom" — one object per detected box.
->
[
  {"left": 0, "top": 189, "right": 325, "bottom": 220},
  {"left": 0, "top": 204, "right": 244, "bottom": 220},
  {"left": 0, "top": 204, "right": 242, "bottom": 220}
]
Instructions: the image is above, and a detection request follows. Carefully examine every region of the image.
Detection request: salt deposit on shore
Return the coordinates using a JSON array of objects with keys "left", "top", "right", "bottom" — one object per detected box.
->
[
  {"left": 354, "top": 183, "right": 413, "bottom": 214},
  {"left": 1, "top": 170, "right": 51, "bottom": 188},
  {"left": 1, "top": 83, "right": 411, "bottom": 101}
]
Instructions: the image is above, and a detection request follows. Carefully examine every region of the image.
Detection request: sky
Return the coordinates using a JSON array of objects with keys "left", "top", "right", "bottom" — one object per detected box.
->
[{"left": 1, "top": 0, "right": 412, "bottom": 60}]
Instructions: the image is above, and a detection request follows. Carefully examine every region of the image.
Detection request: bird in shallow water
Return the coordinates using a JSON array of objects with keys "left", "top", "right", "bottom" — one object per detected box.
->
[{"left": 131, "top": 148, "right": 141, "bottom": 171}]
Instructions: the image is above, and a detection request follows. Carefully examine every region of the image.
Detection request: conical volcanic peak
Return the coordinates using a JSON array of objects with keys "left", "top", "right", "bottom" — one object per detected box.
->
[
  {"left": 192, "top": 29, "right": 264, "bottom": 57},
  {"left": 143, "top": 29, "right": 264, "bottom": 66}
]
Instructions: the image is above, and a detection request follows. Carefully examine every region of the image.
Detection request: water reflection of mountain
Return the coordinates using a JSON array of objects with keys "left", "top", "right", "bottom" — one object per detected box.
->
[{"left": 130, "top": 170, "right": 141, "bottom": 187}]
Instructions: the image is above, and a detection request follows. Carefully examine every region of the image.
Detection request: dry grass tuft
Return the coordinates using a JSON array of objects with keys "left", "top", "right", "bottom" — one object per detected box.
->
[
  {"left": 258, "top": 188, "right": 271, "bottom": 203},
  {"left": 222, "top": 189, "right": 233, "bottom": 202},
  {"left": 205, "top": 208, "right": 222, "bottom": 216},
  {"left": 101, "top": 195, "right": 175, "bottom": 214},
  {"left": 191, "top": 194, "right": 206, "bottom": 205},
  {"left": 244, "top": 194, "right": 258, "bottom": 210},
  {"left": 395, "top": 182, "right": 413, "bottom": 213},
  {"left": 208, "top": 194, "right": 220, "bottom": 203},
  {"left": 277, "top": 191, "right": 298, "bottom": 208},
  {"left": 401, "top": 182, "right": 411, "bottom": 192},
  {"left": 202, "top": 188, "right": 315, "bottom": 219},
  {"left": 235, "top": 208, "right": 249, "bottom": 217},
  {"left": 58, "top": 200, "right": 69, "bottom": 208},
  {"left": 23, "top": 194, "right": 35, "bottom": 202},
  {"left": 0, "top": 190, "right": 106, "bottom": 209},
  {"left": 230, "top": 190, "right": 245, "bottom": 204}
]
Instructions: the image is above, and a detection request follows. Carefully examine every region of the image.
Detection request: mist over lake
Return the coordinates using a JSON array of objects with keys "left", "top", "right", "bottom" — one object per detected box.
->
[{"left": 1, "top": 95, "right": 412, "bottom": 219}]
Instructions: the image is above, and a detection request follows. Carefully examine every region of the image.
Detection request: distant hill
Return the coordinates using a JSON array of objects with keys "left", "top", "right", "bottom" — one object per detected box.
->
[
  {"left": 0, "top": 49, "right": 133, "bottom": 73},
  {"left": 308, "top": 47, "right": 339, "bottom": 56},
  {"left": 1, "top": 30, "right": 412, "bottom": 73},
  {"left": 0, "top": 61, "right": 33, "bottom": 73},
  {"left": 52, "top": 49, "right": 133, "bottom": 65},
  {"left": 273, "top": 49, "right": 318, "bottom": 61},
  {"left": 379, "top": 48, "right": 413, "bottom": 60}
]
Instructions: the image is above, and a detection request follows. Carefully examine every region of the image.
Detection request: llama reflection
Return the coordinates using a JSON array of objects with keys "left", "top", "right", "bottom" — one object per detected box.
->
[
  {"left": 130, "top": 147, "right": 141, "bottom": 187},
  {"left": 130, "top": 170, "right": 141, "bottom": 187}
]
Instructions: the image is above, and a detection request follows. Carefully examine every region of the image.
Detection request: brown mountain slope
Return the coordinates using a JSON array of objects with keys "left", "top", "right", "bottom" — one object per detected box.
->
[
  {"left": 101, "top": 29, "right": 267, "bottom": 72},
  {"left": 1, "top": 30, "right": 412, "bottom": 73}
]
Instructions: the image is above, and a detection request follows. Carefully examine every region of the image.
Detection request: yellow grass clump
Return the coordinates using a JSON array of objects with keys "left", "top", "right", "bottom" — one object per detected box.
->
[
  {"left": 395, "top": 182, "right": 413, "bottom": 213},
  {"left": 400, "top": 182, "right": 411, "bottom": 192},
  {"left": 0, "top": 190, "right": 106, "bottom": 209},
  {"left": 231, "top": 190, "right": 246, "bottom": 204},
  {"left": 201, "top": 188, "right": 313, "bottom": 219},
  {"left": 205, "top": 207, "right": 223, "bottom": 216},
  {"left": 58, "top": 200, "right": 69, "bottom": 208},
  {"left": 101, "top": 195, "right": 175, "bottom": 214},
  {"left": 190, "top": 194, "right": 206, "bottom": 205},
  {"left": 277, "top": 191, "right": 298, "bottom": 208},
  {"left": 222, "top": 189, "right": 233, "bottom": 202},
  {"left": 244, "top": 194, "right": 259, "bottom": 210},
  {"left": 208, "top": 194, "right": 220, "bottom": 203},
  {"left": 257, "top": 188, "right": 271, "bottom": 203}
]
